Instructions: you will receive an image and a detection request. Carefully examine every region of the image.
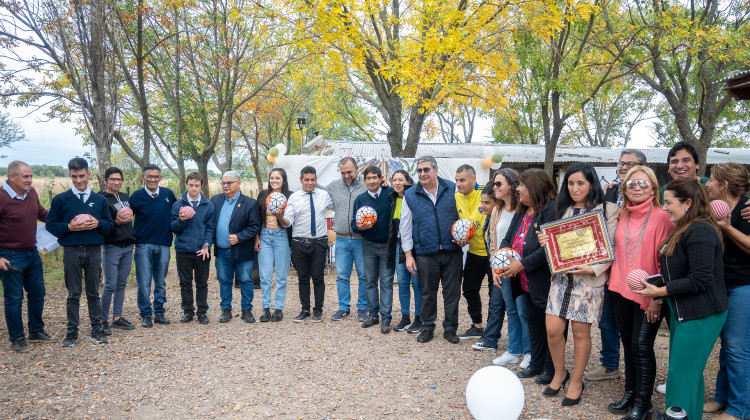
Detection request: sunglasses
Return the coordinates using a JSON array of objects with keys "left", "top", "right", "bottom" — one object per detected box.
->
[
  {"left": 493, "top": 181, "right": 503, "bottom": 188},
  {"left": 625, "top": 179, "right": 651, "bottom": 190},
  {"left": 416, "top": 167, "right": 431, "bottom": 174}
]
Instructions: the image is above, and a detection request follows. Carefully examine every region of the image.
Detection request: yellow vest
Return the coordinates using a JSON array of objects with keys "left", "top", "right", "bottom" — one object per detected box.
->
[{"left": 455, "top": 188, "right": 487, "bottom": 256}]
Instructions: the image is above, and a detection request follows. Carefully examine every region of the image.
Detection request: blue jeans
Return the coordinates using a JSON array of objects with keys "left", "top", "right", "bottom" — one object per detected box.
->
[
  {"left": 101, "top": 244, "right": 133, "bottom": 320},
  {"left": 481, "top": 282, "right": 507, "bottom": 349},
  {"left": 714, "top": 285, "right": 750, "bottom": 419},
  {"left": 134, "top": 243, "right": 170, "bottom": 318},
  {"left": 599, "top": 284, "right": 621, "bottom": 370},
  {"left": 0, "top": 249, "right": 45, "bottom": 341},
  {"left": 514, "top": 292, "right": 532, "bottom": 355},
  {"left": 396, "top": 245, "right": 421, "bottom": 316},
  {"left": 258, "top": 227, "right": 290, "bottom": 310},
  {"left": 335, "top": 237, "right": 367, "bottom": 312},
  {"left": 502, "top": 275, "right": 531, "bottom": 355},
  {"left": 363, "top": 241, "right": 394, "bottom": 322},
  {"left": 215, "top": 248, "right": 254, "bottom": 311}
]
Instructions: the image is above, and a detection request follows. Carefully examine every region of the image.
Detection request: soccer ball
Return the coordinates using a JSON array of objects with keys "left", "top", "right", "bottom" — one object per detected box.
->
[
  {"left": 356, "top": 206, "right": 377, "bottom": 227},
  {"left": 710, "top": 200, "right": 730, "bottom": 221},
  {"left": 266, "top": 192, "right": 287, "bottom": 213},
  {"left": 452, "top": 219, "right": 476, "bottom": 242},
  {"left": 626, "top": 269, "right": 648, "bottom": 291},
  {"left": 491, "top": 247, "right": 520, "bottom": 274}
]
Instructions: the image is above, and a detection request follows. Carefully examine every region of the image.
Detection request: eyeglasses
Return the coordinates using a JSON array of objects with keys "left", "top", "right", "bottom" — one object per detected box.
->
[
  {"left": 144, "top": 175, "right": 161, "bottom": 180},
  {"left": 493, "top": 181, "right": 503, "bottom": 188},
  {"left": 107, "top": 178, "right": 123, "bottom": 182},
  {"left": 416, "top": 167, "right": 431, "bottom": 174},
  {"left": 221, "top": 181, "right": 238, "bottom": 186},
  {"left": 617, "top": 161, "right": 639, "bottom": 169},
  {"left": 625, "top": 179, "right": 651, "bottom": 190}
]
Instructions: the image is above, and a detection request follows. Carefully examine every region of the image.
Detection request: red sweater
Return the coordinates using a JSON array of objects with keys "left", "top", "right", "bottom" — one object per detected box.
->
[{"left": 0, "top": 186, "right": 48, "bottom": 250}]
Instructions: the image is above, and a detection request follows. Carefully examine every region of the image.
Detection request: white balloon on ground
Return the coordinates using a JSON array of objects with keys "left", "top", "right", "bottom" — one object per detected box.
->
[{"left": 466, "top": 366, "right": 525, "bottom": 420}]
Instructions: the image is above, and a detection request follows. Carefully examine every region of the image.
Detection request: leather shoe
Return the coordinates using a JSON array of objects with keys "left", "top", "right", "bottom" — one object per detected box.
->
[
  {"left": 417, "top": 329, "right": 434, "bottom": 343},
  {"left": 561, "top": 382, "right": 584, "bottom": 407},
  {"left": 260, "top": 308, "right": 271, "bottom": 323},
  {"left": 542, "top": 370, "right": 570, "bottom": 396},
  {"left": 516, "top": 367, "right": 542, "bottom": 378},
  {"left": 241, "top": 310, "right": 256, "bottom": 323},
  {"left": 608, "top": 391, "right": 635, "bottom": 415},
  {"left": 622, "top": 398, "right": 652, "bottom": 420},
  {"left": 197, "top": 314, "right": 209, "bottom": 324},
  {"left": 219, "top": 309, "right": 232, "bottom": 323},
  {"left": 141, "top": 317, "right": 153, "bottom": 328},
  {"left": 271, "top": 310, "right": 283, "bottom": 322},
  {"left": 362, "top": 317, "right": 379, "bottom": 328},
  {"left": 443, "top": 331, "right": 460, "bottom": 344},
  {"left": 180, "top": 313, "right": 194, "bottom": 323},
  {"left": 380, "top": 320, "right": 391, "bottom": 334},
  {"left": 154, "top": 314, "right": 170, "bottom": 325},
  {"left": 535, "top": 370, "right": 554, "bottom": 385}
]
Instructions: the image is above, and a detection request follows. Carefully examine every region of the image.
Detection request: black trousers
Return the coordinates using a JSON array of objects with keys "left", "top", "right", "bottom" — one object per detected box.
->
[
  {"left": 291, "top": 238, "right": 327, "bottom": 312},
  {"left": 63, "top": 246, "right": 102, "bottom": 332},
  {"left": 416, "top": 250, "right": 463, "bottom": 334},
  {"left": 462, "top": 252, "right": 491, "bottom": 325},
  {"left": 176, "top": 252, "right": 210, "bottom": 315},
  {"left": 527, "top": 300, "right": 555, "bottom": 374},
  {"left": 612, "top": 291, "right": 664, "bottom": 398}
]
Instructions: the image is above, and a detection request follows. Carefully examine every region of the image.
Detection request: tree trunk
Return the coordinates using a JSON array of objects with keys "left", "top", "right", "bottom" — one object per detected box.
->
[
  {"left": 195, "top": 155, "right": 211, "bottom": 197},
  {"left": 89, "top": 0, "right": 111, "bottom": 190}
]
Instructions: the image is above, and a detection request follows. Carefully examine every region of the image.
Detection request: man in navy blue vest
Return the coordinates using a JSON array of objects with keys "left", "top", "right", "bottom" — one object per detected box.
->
[{"left": 399, "top": 156, "right": 462, "bottom": 344}]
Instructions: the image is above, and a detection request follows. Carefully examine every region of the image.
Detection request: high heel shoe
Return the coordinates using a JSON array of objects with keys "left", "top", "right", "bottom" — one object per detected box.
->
[
  {"left": 542, "top": 370, "right": 570, "bottom": 396},
  {"left": 561, "top": 382, "right": 585, "bottom": 407}
]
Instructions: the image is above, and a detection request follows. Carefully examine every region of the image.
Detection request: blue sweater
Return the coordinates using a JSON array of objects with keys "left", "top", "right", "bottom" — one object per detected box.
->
[
  {"left": 170, "top": 192, "right": 216, "bottom": 253},
  {"left": 46, "top": 190, "right": 114, "bottom": 246},
  {"left": 130, "top": 187, "right": 176, "bottom": 246},
  {"left": 351, "top": 186, "right": 393, "bottom": 244},
  {"left": 403, "top": 177, "right": 459, "bottom": 256}
]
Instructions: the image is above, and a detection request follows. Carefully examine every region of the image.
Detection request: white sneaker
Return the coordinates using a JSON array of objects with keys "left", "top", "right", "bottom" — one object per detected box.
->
[
  {"left": 655, "top": 383, "right": 667, "bottom": 394},
  {"left": 519, "top": 354, "right": 531, "bottom": 369},
  {"left": 492, "top": 351, "right": 521, "bottom": 366}
]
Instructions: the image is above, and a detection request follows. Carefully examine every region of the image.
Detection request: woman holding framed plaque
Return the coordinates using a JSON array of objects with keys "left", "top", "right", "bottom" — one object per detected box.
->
[
  {"left": 538, "top": 163, "right": 619, "bottom": 406},
  {"left": 607, "top": 166, "right": 674, "bottom": 420}
]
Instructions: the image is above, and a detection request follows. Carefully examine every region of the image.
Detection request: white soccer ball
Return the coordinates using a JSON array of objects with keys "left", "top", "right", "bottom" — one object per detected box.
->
[
  {"left": 356, "top": 206, "right": 377, "bottom": 226},
  {"left": 451, "top": 219, "right": 476, "bottom": 242},
  {"left": 266, "top": 192, "right": 287, "bottom": 213},
  {"left": 491, "top": 248, "right": 520, "bottom": 274}
]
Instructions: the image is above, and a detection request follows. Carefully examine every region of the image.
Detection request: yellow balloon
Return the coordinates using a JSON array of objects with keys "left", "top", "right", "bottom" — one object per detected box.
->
[
  {"left": 482, "top": 157, "right": 492, "bottom": 169},
  {"left": 267, "top": 155, "right": 276, "bottom": 163}
]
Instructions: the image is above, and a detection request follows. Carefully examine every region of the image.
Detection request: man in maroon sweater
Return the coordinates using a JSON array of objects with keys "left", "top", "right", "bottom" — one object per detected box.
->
[{"left": 0, "top": 161, "right": 55, "bottom": 352}]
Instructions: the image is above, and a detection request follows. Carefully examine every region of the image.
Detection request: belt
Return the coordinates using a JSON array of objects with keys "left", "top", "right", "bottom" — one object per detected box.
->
[
  {"left": 65, "top": 245, "right": 101, "bottom": 248},
  {"left": 292, "top": 237, "right": 327, "bottom": 244}
]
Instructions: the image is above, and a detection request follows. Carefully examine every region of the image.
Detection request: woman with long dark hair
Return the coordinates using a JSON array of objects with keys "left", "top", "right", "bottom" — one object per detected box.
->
[
  {"left": 499, "top": 169, "right": 557, "bottom": 384},
  {"left": 387, "top": 170, "right": 422, "bottom": 333},
  {"left": 254, "top": 168, "right": 293, "bottom": 322},
  {"left": 538, "top": 163, "right": 619, "bottom": 406},
  {"left": 636, "top": 178, "right": 728, "bottom": 420}
]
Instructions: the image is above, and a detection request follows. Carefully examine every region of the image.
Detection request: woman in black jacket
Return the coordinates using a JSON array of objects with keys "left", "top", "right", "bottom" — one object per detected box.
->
[
  {"left": 499, "top": 168, "right": 557, "bottom": 384},
  {"left": 636, "top": 178, "right": 728, "bottom": 420}
]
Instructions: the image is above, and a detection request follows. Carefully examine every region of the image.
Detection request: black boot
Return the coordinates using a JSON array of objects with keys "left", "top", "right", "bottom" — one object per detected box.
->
[
  {"left": 608, "top": 390, "right": 635, "bottom": 415},
  {"left": 621, "top": 397, "right": 652, "bottom": 420}
]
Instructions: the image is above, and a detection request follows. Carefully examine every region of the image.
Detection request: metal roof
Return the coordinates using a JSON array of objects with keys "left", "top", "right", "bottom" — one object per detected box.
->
[{"left": 303, "top": 139, "right": 750, "bottom": 165}]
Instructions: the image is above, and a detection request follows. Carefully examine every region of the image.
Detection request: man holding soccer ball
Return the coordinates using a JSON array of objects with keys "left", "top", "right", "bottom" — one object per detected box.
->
[
  {"left": 351, "top": 166, "right": 395, "bottom": 333},
  {"left": 399, "top": 156, "right": 462, "bottom": 344}
]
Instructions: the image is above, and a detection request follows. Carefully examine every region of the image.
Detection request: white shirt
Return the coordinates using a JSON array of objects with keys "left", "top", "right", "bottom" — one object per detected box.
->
[
  {"left": 495, "top": 209, "right": 515, "bottom": 251},
  {"left": 283, "top": 188, "right": 334, "bottom": 238},
  {"left": 71, "top": 185, "right": 92, "bottom": 203},
  {"left": 398, "top": 183, "right": 441, "bottom": 252},
  {"left": 368, "top": 187, "right": 382, "bottom": 199},
  {"left": 144, "top": 186, "right": 160, "bottom": 197},
  {"left": 2, "top": 181, "right": 27, "bottom": 200}
]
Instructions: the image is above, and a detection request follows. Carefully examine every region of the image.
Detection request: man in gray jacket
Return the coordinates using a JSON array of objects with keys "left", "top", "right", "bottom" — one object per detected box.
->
[{"left": 327, "top": 157, "right": 368, "bottom": 321}]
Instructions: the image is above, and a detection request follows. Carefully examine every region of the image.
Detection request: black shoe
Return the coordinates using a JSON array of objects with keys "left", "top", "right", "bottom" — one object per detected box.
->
[
  {"left": 608, "top": 391, "right": 635, "bottom": 415},
  {"left": 260, "top": 308, "right": 271, "bottom": 322},
  {"left": 535, "top": 370, "right": 555, "bottom": 385},
  {"left": 561, "top": 382, "right": 584, "bottom": 407},
  {"left": 61, "top": 331, "right": 78, "bottom": 347},
  {"left": 180, "top": 313, "right": 194, "bottom": 323},
  {"left": 407, "top": 316, "right": 421, "bottom": 334},
  {"left": 393, "top": 315, "right": 411, "bottom": 332},
  {"left": 219, "top": 309, "right": 232, "bottom": 323},
  {"left": 27, "top": 329, "right": 55, "bottom": 342},
  {"left": 101, "top": 321, "right": 112, "bottom": 336},
  {"left": 381, "top": 320, "right": 391, "bottom": 334},
  {"left": 517, "top": 367, "right": 542, "bottom": 378},
  {"left": 417, "top": 329, "right": 434, "bottom": 343},
  {"left": 197, "top": 314, "right": 209, "bottom": 324},
  {"left": 90, "top": 329, "right": 108, "bottom": 344},
  {"left": 111, "top": 317, "right": 136, "bottom": 330},
  {"left": 294, "top": 310, "right": 311, "bottom": 323},
  {"left": 241, "top": 310, "right": 256, "bottom": 323},
  {"left": 154, "top": 314, "right": 170, "bottom": 325},
  {"left": 443, "top": 331, "right": 460, "bottom": 344},
  {"left": 621, "top": 397, "right": 652, "bottom": 420},
  {"left": 459, "top": 326, "right": 485, "bottom": 340},
  {"left": 11, "top": 337, "right": 31, "bottom": 352},
  {"left": 362, "top": 317, "right": 380, "bottom": 328},
  {"left": 271, "top": 310, "right": 283, "bottom": 322},
  {"left": 543, "top": 371, "right": 570, "bottom": 396},
  {"left": 311, "top": 310, "right": 323, "bottom": 323},
  {"left": 141, "top": 317, "right": 153, "bottom": 328}
]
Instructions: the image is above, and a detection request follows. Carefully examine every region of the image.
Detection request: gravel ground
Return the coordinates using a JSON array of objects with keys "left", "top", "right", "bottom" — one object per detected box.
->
[{"left": 0, "top": 264, "right": 723, "bottom": 419}]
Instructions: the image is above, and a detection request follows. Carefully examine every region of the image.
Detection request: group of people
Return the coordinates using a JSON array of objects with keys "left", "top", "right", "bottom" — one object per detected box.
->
[{"left": 1, "top": 142, "right": 749, "bottom": 420}]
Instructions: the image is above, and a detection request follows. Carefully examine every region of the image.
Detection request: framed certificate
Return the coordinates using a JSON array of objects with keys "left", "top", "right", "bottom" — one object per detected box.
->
[{"left": 540, "top": 209, "right": 614, "bottom": 274}]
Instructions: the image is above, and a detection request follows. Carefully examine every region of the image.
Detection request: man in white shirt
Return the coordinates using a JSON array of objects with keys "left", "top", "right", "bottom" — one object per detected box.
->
[{"left": 281, "top": 166, "right": 334, "bottom": 323}]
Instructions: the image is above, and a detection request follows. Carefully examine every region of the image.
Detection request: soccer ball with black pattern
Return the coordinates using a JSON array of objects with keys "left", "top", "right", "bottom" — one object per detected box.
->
[
  {"left": 356, "top": 206, "right": 377, "bottom": 227},
  {"left": 451, "top": 219, "right": 475, "bottom": 242},
  {"left": 265, "top": 192, "right": 287, "bottom": 213},
  {"left": 491, "top": 248, "right": 521, "bottom": 274}
]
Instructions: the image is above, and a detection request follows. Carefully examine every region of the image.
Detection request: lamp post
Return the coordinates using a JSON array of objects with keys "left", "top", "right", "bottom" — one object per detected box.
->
[{"left": 295, "top": 117, "right": 306, "bottom": 152}]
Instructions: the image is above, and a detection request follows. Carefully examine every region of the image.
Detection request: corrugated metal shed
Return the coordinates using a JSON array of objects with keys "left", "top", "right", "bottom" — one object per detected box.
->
[{"left": 304, "top": 140, "right": 750, "bottom": 165}]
